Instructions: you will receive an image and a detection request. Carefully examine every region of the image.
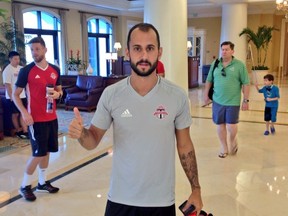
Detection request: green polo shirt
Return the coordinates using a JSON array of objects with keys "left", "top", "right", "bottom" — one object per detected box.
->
[{"left": 207, "top": 57, "right": 250, "bottom": 106}]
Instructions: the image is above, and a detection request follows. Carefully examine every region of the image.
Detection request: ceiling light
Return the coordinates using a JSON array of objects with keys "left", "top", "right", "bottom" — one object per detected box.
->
[{"left": 276, "top": 0, "right": 288, "bottom": 18}]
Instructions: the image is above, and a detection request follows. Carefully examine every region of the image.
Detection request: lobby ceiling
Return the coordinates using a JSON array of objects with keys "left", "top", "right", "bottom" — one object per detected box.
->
[{"left": 20, "top": 0, "right": 280, "bottom": 18}]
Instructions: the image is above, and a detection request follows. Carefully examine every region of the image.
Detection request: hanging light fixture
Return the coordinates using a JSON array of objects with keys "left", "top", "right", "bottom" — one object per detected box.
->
[
  {"left": 276, "top": 0, "right": 288, "bottom": 19},
  {"left": 105, "top": 52, "right": 118, "bottom": 76}
]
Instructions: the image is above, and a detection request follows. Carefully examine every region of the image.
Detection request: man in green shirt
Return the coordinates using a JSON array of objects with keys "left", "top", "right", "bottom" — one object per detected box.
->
[{"left": 204, "top": 41, "right": 250, "bottom": 158}]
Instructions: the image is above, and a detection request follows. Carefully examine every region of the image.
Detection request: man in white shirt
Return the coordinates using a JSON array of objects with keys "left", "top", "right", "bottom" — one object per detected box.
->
[
  {"left": 2, "top": 51, "right": 28, "bottom": 139},
  {"left": 68, "top": 23, "right": 203, "bottom": 216}
]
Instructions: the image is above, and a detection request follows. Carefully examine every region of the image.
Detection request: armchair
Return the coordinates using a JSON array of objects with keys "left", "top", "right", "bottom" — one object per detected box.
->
[
  {"left": 64, "top": 75, "right": 105, "bottom": 112},
  {"left": 0, "top": 86, "right": 4, "bottom": 140}
]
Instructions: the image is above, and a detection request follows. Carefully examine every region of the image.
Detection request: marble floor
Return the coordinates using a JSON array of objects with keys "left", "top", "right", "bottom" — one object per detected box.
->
[{"left": 0, "top": 77, "right": 288, "bottom": 216}]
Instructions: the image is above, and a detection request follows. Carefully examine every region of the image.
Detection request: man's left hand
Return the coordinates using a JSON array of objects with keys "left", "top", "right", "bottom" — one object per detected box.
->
[{"left": 242, "top": 102, "right": 249, "bottom": 111}]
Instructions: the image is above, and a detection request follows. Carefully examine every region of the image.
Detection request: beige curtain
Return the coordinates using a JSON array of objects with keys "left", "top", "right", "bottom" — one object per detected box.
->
[
  {"left": 12, "top": 3, "right": 24, "bottom": 34},
  {"left": 59, "top": 9, "right": 68, "bottom": 74},
  {"left": 111, "top": 17, "right": 117, "bottom": 47},
  {"left": 80, "top": 12, "right": 88, "bottom": 66}
]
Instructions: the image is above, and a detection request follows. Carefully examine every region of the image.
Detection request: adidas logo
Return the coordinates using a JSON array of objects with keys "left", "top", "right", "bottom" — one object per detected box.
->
[
  {"left": 121, "top": 109, "right": 132, "bottom": 117},
  {"left": 35, "top": 75, "right": 40, "bottom": 79}
]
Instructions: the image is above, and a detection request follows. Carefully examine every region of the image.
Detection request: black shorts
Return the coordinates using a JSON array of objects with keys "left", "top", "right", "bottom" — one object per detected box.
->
[
  {"left": 6, "top": 98, "right": 27, "bottom": 114},
  {"left": 28, "top": 119, "right": 59, "bottom": 157},
  {"left": 104, "top": 200, "right": 176, "bottom": 216},
  {"left": 264, "top": 107, "right": 278, "bottom": 122}
]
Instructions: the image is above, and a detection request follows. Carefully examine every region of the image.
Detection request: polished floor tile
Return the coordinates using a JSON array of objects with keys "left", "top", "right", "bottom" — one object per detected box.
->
[{"left": 0, "top": 79, "right": 288, "bottom": 215}]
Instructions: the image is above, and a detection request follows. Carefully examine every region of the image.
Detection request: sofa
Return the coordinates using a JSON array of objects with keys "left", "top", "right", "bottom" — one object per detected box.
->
[
  {"left": 0, "top": 86, "right": 4, "bottom": 140},
  {"left": 64, "top": 75, "right": 105, "bottom": 112},
  {"left": 0, "top": 85, "right": 17, "bottom": 137},
  {"left": 60, "top": 75, "right": 77, "bottom": 101}
]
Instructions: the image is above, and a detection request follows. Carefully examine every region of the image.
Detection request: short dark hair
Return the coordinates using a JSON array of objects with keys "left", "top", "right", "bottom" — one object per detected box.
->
[
  {"left": 28, "top": 36, "right": 46, "bottom": 47},
  {"left": 8, "top": 51, "right": 20, "bottom": 59},
  {"left": 127, "top": 23, "right": 160, "bottom": 50},
  {"left": 264, "top": 74, "right": 274, "bottom": 81},
  {"left": 221, "top": 41, "right": 235, "bottom": 50}
]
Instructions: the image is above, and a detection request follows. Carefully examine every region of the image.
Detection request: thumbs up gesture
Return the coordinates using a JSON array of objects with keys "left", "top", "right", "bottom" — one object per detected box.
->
[{"left": 68, "top": 107, "right": 84, "bottom": 139}]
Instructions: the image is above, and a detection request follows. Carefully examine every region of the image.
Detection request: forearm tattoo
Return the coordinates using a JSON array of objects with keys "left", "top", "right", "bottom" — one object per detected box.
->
[{"left": 180, "top": 151, "right": 201, "bottom": 190}]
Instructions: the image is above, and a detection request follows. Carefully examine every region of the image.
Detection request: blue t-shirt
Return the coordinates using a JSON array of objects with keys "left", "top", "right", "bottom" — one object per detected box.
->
[{"left": 259, "top": 85, "right": 280, "bottom": 108}]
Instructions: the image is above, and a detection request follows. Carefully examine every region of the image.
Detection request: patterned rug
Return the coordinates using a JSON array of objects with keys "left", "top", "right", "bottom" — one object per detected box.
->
[
  {"left": 0, "top": 109, "right": 95, "bottom": 155},
  {"left": 0, "top": 137, "right": 30, "bottom": 155},
  {"left": 57, "top": 109, "right": 95, "bottom": 134}
]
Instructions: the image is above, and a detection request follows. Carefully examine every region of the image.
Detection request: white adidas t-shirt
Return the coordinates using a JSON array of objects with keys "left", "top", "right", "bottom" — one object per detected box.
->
[
  {"left": 2, "top": 64, "right": 26, "bottom": 99},
  {"left": 91, "top": 76, "right": 192, "bottom": 207}
]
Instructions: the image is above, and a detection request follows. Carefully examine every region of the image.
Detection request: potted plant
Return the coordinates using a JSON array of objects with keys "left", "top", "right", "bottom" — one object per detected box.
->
[
  {"left": 0, "top": 1, "right": 26, "bottom": 70},
  {"left": 0, "top": 17, "right": 26, "bottom": 69},
  {"left": 0, "top": 0, "right": 10, "bottom": 19},
  {"left": 66, "top": 50, "right": 86, "bottom": 75},
  {"left": 239, "top": 25, "right": 279, "bottom": 70},
  {"left": 239, "top": 25, "right": 279, "bottom": 84}
]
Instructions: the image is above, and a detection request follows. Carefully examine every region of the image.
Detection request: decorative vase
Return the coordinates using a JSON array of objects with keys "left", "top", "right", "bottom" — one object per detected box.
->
[
  {"left": 67, "top": 70, "right": 78, "bottom": 75},
  {"left": 67, "top": 64, "right": 85, "bottom": 75},
  {"left": 67, "top": 64, "right": 78, "bottom": 71},
  {"left": 86, "top": 63, "right": 93, "bottom": 75}
]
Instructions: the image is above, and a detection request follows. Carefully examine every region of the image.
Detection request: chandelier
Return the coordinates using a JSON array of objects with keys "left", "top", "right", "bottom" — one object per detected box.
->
[{"left": 276, "top": 0, "right": 288, "bottom": 18}]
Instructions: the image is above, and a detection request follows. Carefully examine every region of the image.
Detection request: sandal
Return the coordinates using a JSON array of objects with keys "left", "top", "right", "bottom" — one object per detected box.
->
[
  {"left": 230, "top": 145, "right": 238, "bottom": 155},
  {"left": 218, "top": 152, "right": 228, "bottom": 158}
]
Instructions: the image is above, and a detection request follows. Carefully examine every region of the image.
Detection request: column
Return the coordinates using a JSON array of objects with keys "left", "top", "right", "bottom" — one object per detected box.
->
[
  {"left": 144, "top": 0, "right": 188, "bottom": 91},
  {"left": 220, "top": 3, "right": 247, "bottom": 63}
]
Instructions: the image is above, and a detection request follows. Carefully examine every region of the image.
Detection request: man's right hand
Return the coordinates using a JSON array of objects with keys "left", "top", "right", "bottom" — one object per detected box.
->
[
  {"left": 68, "top": 107, "right": 84, "bottom": 139},
  {"left": 22, "top": 112, "right": 34, "bottom": 126},
  {"left": 203, "top": 95, "right": 211, "bottom": 106}
]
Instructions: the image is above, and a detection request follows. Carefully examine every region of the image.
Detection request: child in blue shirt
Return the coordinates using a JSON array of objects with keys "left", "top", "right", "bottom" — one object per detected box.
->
[{"left": 255, "top": 74, "right": 280, "bottom": 135}]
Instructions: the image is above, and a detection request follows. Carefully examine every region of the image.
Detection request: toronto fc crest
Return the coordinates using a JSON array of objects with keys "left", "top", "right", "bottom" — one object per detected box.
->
[
  {"left": 50, "top": 72, "right": 57, "bottom": 80},
  {"left": 154, "top": 105, "right": 168, "bottom": 119}
]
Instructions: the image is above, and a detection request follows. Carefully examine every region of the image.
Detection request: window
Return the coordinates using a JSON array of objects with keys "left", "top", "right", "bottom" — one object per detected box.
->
[
  {"left": 188, "top": 27, "right": 206, "bottom": 68},
  {"left": 188, "top": 36, "right": 201, "bottom": 57},
  {"left": 23, "top": 10, "right": 62, "bottom": 72},
  {"left": 87, "top": 18, "right": 112, "bottom": 76}
]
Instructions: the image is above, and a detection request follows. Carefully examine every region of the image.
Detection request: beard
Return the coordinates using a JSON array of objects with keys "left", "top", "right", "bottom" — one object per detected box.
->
[
  {"left": 130, "top": 59, "right": 158, "bottom": 77},
  {"left": 33, "top": 54, "right": 45, "bottom": 63}
]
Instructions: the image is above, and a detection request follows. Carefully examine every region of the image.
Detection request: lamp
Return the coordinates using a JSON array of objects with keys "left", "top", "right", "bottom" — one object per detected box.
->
[
  {"left": 105, "top": 52, "right": 118, "bottom": 76},
  {"left": 276, "top": 0, "right": 288, "bottom": 19},
  {"left": 187, "top": 41, "right": 192, "bottom": 50},
  {"left": 114, "top": 42, "right": 122, "bottom": 51}
]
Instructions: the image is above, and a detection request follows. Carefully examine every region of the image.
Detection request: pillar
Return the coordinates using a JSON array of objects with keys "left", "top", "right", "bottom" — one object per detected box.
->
[
  {"left": 220, "top": 3, "right": 247, "bottom": 63},
  {"left": 144, "top": 0, "right": 188, "bottom": 91}
]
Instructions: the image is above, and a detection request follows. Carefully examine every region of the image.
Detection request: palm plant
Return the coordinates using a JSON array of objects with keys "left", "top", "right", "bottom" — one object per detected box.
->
[
  {"left": 239, "top": 25, "right": 279, "bottom": 70},
  {"left": 0, "top": 17, "right": 26, "bottom": 68},
  {"left": 0, "top": 0, "right": 11, "bottom": 19}
]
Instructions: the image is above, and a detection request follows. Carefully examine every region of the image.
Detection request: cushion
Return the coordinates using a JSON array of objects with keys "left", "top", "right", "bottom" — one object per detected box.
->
[
  {"left": 67, "top": 92, "right": 88, "bottom": 101},
  {"left": 76, "top": 76, "right": 104, "bottom": 91}
]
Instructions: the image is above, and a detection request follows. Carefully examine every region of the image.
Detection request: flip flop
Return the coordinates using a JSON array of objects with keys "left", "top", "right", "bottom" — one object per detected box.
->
[
  {"left": 230, "top": 145, "right": 238, "bottom": 155},
  {"left": 218, "top": 152, "right": 228, "bottom": 158}
]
